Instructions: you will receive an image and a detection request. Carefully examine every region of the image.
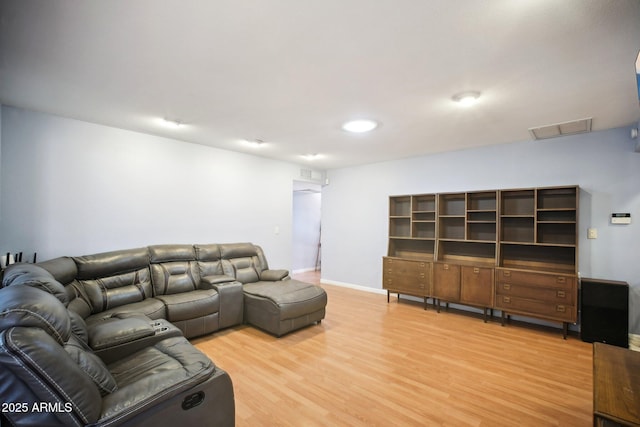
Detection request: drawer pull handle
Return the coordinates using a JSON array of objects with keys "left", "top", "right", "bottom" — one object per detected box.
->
[
  {"left": 503, "top": 271, "right": 511, "bottom": 277},
  {"left": 420, "top": 263, "right": 425, "bottom": 267},
  {"left": 443, "top": 264, "right": 449, "bottom": 270},
  {"left": 557, "top": 290, "right": 566, "bottom": 298},
  {"left": 556, "top": 277, "right": 566, "bottom": 284},
  {"left": 503, "top": 284, "right": 511, "bottom": 290},
  {"left": 473, "top": 267, "right": 480, "bottom": 274},
  {"left": 503, "top": 296, "right": 511, "bottom": 303},
  {"left": 556, "top": 305, "right": 566, "bottom": 313},
  {"left": 387, "top": 279, "right": 393, "bottom": 284},
  {"left": 420, "top": 273, "right": 425, "bottom": 279}
]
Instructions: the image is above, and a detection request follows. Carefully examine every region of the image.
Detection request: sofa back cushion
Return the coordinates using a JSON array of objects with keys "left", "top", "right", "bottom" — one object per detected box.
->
[
  {"left": 0, "top": 285, "right": 71, "bottom": 344},
  {"left": 149, "top": 244, "right": 201, "bottom": 295},
  {"left": 194, "top": 243, "right": 223, "bottom": 276},
  {"left": 219, "top": 243, "right": 261, "bottom": 283},
  {"left": 2, "top": 263, "right": 70, "bottom": 306},
  {"left": 36, "top": 257, "right": 92, "bottom": 315},
  {"left": 2, "top": 264, "right": 92, "bottom": 341},
  {"left": 253, "top": 244, "right": 271, "bottom": 272},
  {"left": 0, "top": 286, "right": 104, "bottom": 425},
  {"left": 37, "top": 256, "right": 78, "bottom": 285},
  {"left": 74, "top": 248, "right": 153, "bottom": 314}
]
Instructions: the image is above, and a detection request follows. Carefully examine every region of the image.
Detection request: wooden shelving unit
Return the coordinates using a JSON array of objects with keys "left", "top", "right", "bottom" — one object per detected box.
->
[
  {"left": 433, "top": 191, "right": 497, "bottom": 319},
  {"left": 383, "top": 185, "right": 579, "bottom": 336},
  {"left": 496, "top": 186, "right": 578, "bottom": 337},
  {"left": 387, "top": 194, "right": 436, "bottom": 261}
]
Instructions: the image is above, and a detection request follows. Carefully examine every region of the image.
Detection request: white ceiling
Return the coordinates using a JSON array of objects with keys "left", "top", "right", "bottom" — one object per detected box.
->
[{"left": 1, "top": 0, "right": 639, "bottom": 170}]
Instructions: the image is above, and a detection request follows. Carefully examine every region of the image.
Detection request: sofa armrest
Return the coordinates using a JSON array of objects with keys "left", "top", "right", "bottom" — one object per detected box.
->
[
  {"left": 93, "top": 319, "right": 183, "bottom": 364},
  {"left": 200, "top": 274, "right": 237, "bottom": 289},
  {"left": 210, "top": 281, "right": 244, "bottom": 328},
  {"left": 260, "top": 269, "right": 290, "bottom": 281},
  {"left": 88, "top": 316, "right": 156, "bottom": 350}
]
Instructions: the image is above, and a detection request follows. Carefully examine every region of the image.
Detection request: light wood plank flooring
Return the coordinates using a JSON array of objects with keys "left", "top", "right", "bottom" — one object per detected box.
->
[{"left": 193, "top": 272, "right": 593, "bottom": 426}]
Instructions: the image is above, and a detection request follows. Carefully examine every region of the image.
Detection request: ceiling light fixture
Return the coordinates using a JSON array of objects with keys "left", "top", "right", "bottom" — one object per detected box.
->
[
  {"left": 341, "top": 119, "right": 379, "bottom": 133},
  {"left": 244, "top": 138, "right": 266, "bottom": 147},
  {"left": 160, "top": 118, "right": 183, "bottom": 129},
  {"left": 301, "top": 153, "right": 321, "bottom": 161},
  {"left": 452, "top": 91, "right": 481, "bottom": 107}
]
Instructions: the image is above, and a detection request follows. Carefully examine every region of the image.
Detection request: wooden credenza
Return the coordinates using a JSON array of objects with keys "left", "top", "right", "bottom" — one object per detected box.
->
[{"left": 384, "top": 186, "right": 579, "bottom": 337}]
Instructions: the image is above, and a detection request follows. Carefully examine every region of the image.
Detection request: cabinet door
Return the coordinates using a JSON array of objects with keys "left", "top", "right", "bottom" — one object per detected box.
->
[
  {"left": 433, "top": 263, "right": 460, "bottom": 301},
  {"left": 460, "top": 266, "right": 494, "bottom": 307}
]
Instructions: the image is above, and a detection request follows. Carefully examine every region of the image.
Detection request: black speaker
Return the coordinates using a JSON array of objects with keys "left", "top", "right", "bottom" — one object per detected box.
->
[{"left": 580, "top": 278, "right": 629, "bottom": 348}]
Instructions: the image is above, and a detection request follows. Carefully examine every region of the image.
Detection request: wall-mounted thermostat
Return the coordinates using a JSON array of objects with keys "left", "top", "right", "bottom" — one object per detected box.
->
[{"left": 611, "top": 213, "right": 631, "bottom": 224}]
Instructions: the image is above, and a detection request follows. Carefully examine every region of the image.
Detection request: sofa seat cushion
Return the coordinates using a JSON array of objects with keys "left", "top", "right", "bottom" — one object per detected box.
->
[
  {"left": 101, "top": 335, "right": 215, "bottom": 421},
  {"left": 87, "top": 298, "right": 166, "bottom": 323},
  {"left": 243, "top": 280, "right": 327, "bottom": 320},
  {"left": 107, "top": 336, "right": 213, "bottom": 387},
  {"left": 155, "top": 289, "right": 219, "bottom": 322}
]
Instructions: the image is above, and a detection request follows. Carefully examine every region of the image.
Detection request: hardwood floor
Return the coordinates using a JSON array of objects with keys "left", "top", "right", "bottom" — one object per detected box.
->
[{"left": 192, "top": 271, "right": 593, "bottom": 426}]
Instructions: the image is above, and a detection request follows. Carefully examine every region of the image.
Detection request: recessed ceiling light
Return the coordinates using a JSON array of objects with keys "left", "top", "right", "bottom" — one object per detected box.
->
[
  {"left": 160, "top": 118, "right": 183, "bottom": 129},
  {"left": 341, "top": 119, "right": 379, "bottom": 133},
  {"left": 301, "top": 153, "right": 322, "bottom": 161},
  {"left": 244, "top": 138, "right": 266, "bottom": 148},
  {"left": 452, "top": 91, "right": 481, "bottom": 107}
]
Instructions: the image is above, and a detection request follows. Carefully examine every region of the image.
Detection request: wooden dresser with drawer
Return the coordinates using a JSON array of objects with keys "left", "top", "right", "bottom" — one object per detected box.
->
[{"left": 495, "top": 268, "right": 577, "bottom": 338}]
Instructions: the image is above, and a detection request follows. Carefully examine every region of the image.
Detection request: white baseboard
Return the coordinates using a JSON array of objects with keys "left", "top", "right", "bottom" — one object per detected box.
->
[
  {"left": 320, "top": 278, "right": 387, "bottom": 295},
  {"left": 292, "top": 267, "right": 319, "bottom": 274},
  {"left": 629, "top": 333, "right": 640, "bottom": 352}
]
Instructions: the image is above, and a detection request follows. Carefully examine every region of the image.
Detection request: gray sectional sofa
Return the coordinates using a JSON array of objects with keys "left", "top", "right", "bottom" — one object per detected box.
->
[
  {"left": 0, "top": 242, "right": 327, "bottom": 426},
  {"left": 35, "top": 242, "right": 327, "bottom": 338}
]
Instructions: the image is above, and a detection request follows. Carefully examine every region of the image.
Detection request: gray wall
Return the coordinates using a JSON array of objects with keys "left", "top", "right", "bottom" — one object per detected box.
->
[
  {"left": 0, "top": 106, "right": 310, "bottom": 269},
  {"left": 321, "top": 126, "right": 640, "bottom": 332},
  {"left": 2, "top": 105, "right": 639, "bottom": 331}
]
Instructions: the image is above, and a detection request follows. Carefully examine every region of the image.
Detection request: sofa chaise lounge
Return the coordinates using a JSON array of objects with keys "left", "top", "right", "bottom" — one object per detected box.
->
[{"left": 31, "top": 242, "right": 327, "bottom": 338}]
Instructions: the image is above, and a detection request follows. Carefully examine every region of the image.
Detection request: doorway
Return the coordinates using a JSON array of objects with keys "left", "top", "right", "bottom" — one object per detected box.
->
[{"left": 292, "top": 180, "right": 322, "bottom": 274}]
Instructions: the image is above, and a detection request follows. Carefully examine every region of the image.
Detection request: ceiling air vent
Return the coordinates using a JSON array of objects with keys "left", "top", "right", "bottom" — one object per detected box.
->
[
  {"left": 300, "top": 168, "right": 323, "bottom": 181},
  {"left": 528, "top": 117, "right": 592, "bottom": 140},
  {"left": 300, "top": 169, "right": 313, "bottom": 179}
]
